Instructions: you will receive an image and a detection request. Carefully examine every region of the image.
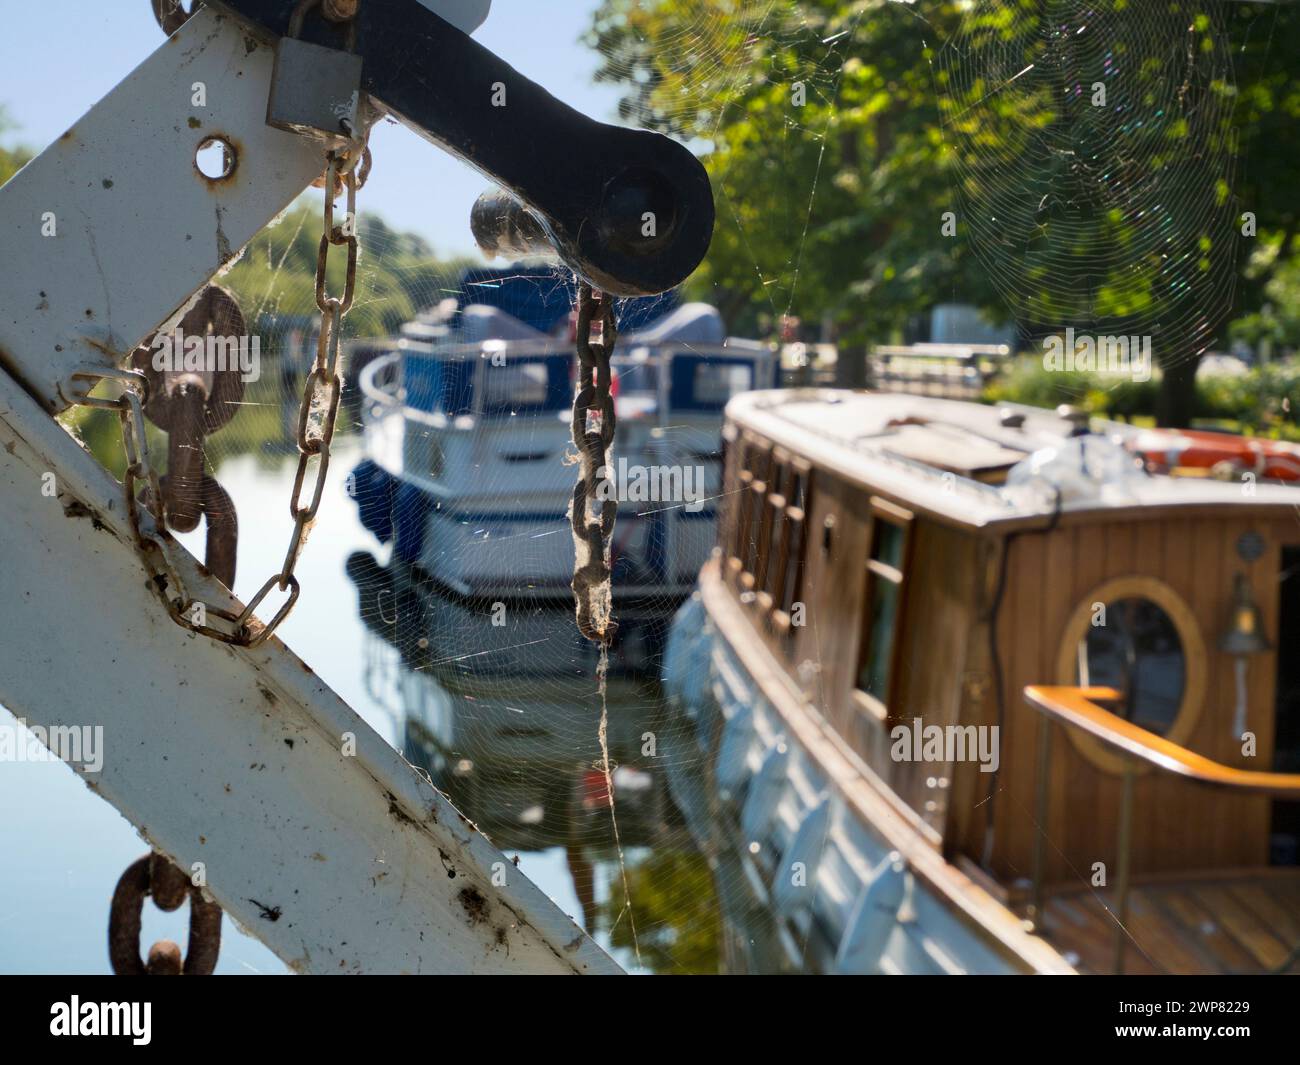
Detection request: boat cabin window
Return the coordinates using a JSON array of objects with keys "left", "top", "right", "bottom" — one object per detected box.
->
[
  {"left": 728, "top": 443, "right": 751, "bottom": 566},
  {"left": 855, "top": 504, "right": 912, "bottom": 719},
  {"left": 727, "top": 439, "right": 812, "bottom": 643},
  {"left": 481, "top": 361, "right": 550, "bottom": 410},
  {"left": 404, "top": 356, "right": 475, "bottom": 415},
  {"left": 1075, "top": 596, "right": 1186, "bottom": 736},
  {"left": 753, "top": 461, "right": 808, "bottom": 624},
  {"left": 771, "top": 464, "right": 809, "bottom": 622},
  {"left": 613, "top": 360, "right": 658, "bottom": 394},
  {"left": 735, "top": 442, "right": 772, "bottom": 579},
  {"left": 1054, "top": 576, "right": 1206, "bottom": 773},
  {"left": 479, "top": 354, "right": 571, "bottom": 415},
  {"left": 405, "top": 353, "right": 572, "bottom": 417},
  {"left": 671, "top": 355, "right": 758, "bottom": 412}
]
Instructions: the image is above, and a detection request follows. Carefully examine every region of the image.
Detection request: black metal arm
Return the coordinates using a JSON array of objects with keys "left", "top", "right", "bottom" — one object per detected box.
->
[{"left": 210, "top": 0, "right": 714, "bottom": 296}]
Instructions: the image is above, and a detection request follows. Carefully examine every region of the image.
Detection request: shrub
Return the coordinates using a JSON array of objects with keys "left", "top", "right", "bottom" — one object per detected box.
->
[{"left": 982, "top": 356, "right": 1300, "bottom": 438}]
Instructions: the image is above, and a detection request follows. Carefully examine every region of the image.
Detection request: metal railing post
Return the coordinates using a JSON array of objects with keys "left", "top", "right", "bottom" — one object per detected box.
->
[
  {"left": 1113, "top": 762, "right": 1136, "bottom": 973},
  {"left": 1029, "top": 717, "right": 1053, "bottom": 929}
]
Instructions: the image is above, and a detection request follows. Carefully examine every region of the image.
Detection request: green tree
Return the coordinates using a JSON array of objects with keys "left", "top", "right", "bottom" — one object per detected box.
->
[
  {"left": 0, "top": 105, "right": 33, "bottom": 185},
  {"left": 588, "top": 0, "right": 1300, "bottom": 426},
  {"left": 220, "top": 202, "right": 475, "bottom": 340}
]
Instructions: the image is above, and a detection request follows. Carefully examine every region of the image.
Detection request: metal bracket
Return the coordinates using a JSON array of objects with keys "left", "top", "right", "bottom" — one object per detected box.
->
[{"left": 211, "top": 0, "right": 715, "bottom": 296}]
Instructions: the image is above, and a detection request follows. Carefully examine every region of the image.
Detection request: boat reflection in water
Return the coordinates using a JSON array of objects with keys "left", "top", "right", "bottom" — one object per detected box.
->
[
  {"left": 345, "top": 551, "right": 740, "bottom": 973},
  {"left": 339, "top": 276, "right": 800, "bottom": 971}
]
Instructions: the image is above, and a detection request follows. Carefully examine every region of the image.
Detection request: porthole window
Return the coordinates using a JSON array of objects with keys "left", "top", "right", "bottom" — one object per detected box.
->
[
  {"left": 1076, "top": 597, "right": 1186, "bottom": 736},
  {"left": 1055, "top": 576, "right": 1206, "bottom": 774}
]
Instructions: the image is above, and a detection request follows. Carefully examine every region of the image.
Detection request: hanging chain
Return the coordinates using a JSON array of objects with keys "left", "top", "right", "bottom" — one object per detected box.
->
[
  {"left": 569, "top": 284, "right": 619, "bottom": 645},
  {"left": 67, "top": 139, "right": 368, "bottom": 647},
  {"left": 253, "top": 145, "right": 363, "bottom": 642},
  {"left": 150, "top": 0, "right": 195, "bottom": 36},
  {"left": 109, "top": 852, "right": 222, "bottom": 975}
]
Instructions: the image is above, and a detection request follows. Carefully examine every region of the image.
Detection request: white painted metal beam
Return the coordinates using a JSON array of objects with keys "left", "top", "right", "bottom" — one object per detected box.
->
[
  {"left": 0, "top": 2, "right": 496, "bottom": 417},
  {"left": 0, "top": 0, "right": 620, "bottom": 974},
  {"left": 0, "top": 366, "right": 620, "bottom": 974}
]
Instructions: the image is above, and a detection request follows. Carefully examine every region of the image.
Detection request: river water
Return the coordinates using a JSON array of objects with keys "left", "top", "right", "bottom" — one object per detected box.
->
[{"left": 0, "top": 422, "right": 726, "bottom": 974}]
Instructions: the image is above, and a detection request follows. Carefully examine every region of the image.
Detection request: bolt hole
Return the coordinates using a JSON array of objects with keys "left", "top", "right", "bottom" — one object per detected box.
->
[{"left": 195, "top": 136, "right": 236, "bottom": 180}]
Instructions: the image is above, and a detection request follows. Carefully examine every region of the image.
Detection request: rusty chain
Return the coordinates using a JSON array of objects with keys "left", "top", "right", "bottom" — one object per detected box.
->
[
  {"left": 69, "top": 130, "right": 368, "bottom": 645},
  {"left": 569, "top": 284, "right": 619, "bottom": 645},
  {"left": 313, "top": 144, "right": 371, "bottom": 195},
  {"left": 153, "top": 0, "right": 361, "bottom": 39},
  {"left": 150, "top": 0, "right": 195, "bottom": 36},
  {"left": 128, "top": 284, "right": 245, "bottom": 587},
  {"left": 109, "top": 853, "right": 222, "bottom": 975},
  {"left": 67, "top": 363, "right": 246, "bottom": 640},
  {"left": 242, "top": 144, "right": 363, "bottom": 643}
]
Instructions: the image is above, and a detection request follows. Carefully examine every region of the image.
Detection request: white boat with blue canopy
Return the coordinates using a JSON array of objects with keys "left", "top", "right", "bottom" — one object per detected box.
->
[{"left": 351, "top": 290, "right": 776, "bottom": 675}]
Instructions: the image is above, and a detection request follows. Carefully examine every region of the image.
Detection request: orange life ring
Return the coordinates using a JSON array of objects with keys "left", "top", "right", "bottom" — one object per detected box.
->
[{"left": 1130, "top": 428, "right": 1300, "bottom": 481}]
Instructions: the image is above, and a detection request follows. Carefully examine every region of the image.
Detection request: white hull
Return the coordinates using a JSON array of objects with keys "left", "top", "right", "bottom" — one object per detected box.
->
[
  {"left": 663, "top": 588, "right": 1070, "bottom": 975},
  {"left": 357, "top": 340, "right": 767, "bottom": 601}
]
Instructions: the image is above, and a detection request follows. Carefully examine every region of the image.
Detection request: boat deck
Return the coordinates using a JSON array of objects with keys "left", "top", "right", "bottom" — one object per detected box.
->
[
  {"left": 727, "top": 389, "right": 1300, "bottom": 531},
  {"left": 1041, "top": 870, "right": 1300, "bottom": 974}
]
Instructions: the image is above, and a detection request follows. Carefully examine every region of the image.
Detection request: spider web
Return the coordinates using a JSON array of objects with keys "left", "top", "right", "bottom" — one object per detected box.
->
[{"left": 934, "top": 0, "right": 1241, "bottom": 374}]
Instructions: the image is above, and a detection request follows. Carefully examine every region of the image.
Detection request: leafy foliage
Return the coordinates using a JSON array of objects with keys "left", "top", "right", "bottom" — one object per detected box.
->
[
  {"left": 0, "top": 106, "right": 32, "bottom": 185},
  {"left": 985, "top": 357, "right": 1300, "bottom": 439},
  {"left": 588, "top": 0, "right": 1300, "bottom": 424},
  {"left": 599, "top": 848, "right": 722, "bottom": 974},
  {"left": 220, "top": 204, "right": 476, "bottom": 344}
]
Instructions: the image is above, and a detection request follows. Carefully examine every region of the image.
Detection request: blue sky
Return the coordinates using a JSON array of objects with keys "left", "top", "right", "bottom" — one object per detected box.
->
[{"left": 0, "top": 0, "right": 624, "bottom": 258}]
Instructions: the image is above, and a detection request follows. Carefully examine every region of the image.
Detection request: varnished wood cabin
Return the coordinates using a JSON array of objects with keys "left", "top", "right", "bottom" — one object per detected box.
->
[{"left": 667, "top": 388, "right": 1300, "bottom": 974}]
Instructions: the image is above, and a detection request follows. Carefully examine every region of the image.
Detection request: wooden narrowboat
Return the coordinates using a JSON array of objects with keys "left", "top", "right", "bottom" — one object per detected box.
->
[{"left": 662, "top": 388, "right": 1300, "bottom": 974}]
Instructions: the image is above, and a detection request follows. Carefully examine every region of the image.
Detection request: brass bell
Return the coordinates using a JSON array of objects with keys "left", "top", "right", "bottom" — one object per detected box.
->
[{"left": 1219, "top": 573, "right": 1271, "bottom": 655}]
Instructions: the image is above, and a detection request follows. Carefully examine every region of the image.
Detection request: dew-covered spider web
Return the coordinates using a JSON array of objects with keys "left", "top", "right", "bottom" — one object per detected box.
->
[
  {"left": 934, "top": 0, "right": 1242, "bottom": 384},
  {"left": 60, "top": 0, "right": 1285, "bottom": 974}
]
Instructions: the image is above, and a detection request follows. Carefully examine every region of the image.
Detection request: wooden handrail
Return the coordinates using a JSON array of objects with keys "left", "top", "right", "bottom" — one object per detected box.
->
[
  {"left": 1024, "top": 685, "right": 1300, "bottom": 797},
  {"left": 1023, "top": 684, "right": 1300, "bottom": 972}
]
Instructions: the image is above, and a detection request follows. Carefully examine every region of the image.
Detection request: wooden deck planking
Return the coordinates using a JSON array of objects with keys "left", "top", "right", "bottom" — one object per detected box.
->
[{"left": 1043, "top": 871, "right": 1300, "bottom": 974}]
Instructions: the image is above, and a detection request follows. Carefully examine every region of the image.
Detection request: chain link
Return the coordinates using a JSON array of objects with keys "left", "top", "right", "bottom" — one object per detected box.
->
[
  {"left": 109, "top": 852, "right": 222, "bottom": 975},
  {"left": 569, "top": 284, "right": 619, "bottom": 645},
  {"left": 67, "top": 365, "right": 244, "bottom": 642},
  {"left": 68, "top": 137, "right": 367, "bottom": 647},
  {"left": 150, "top": 0, "right": 194, "bottom": 37},
  {"left": 129, "top": 283, "right": 246, "bottom": 587}
]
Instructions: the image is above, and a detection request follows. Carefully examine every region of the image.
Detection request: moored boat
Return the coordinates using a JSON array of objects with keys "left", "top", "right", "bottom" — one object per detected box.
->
[
  {"left": 663, "top": 388, "right": 1300, "bottom": 974},
  {"left": 348, "top": 287, "right": 777, "bottom": 680}
]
